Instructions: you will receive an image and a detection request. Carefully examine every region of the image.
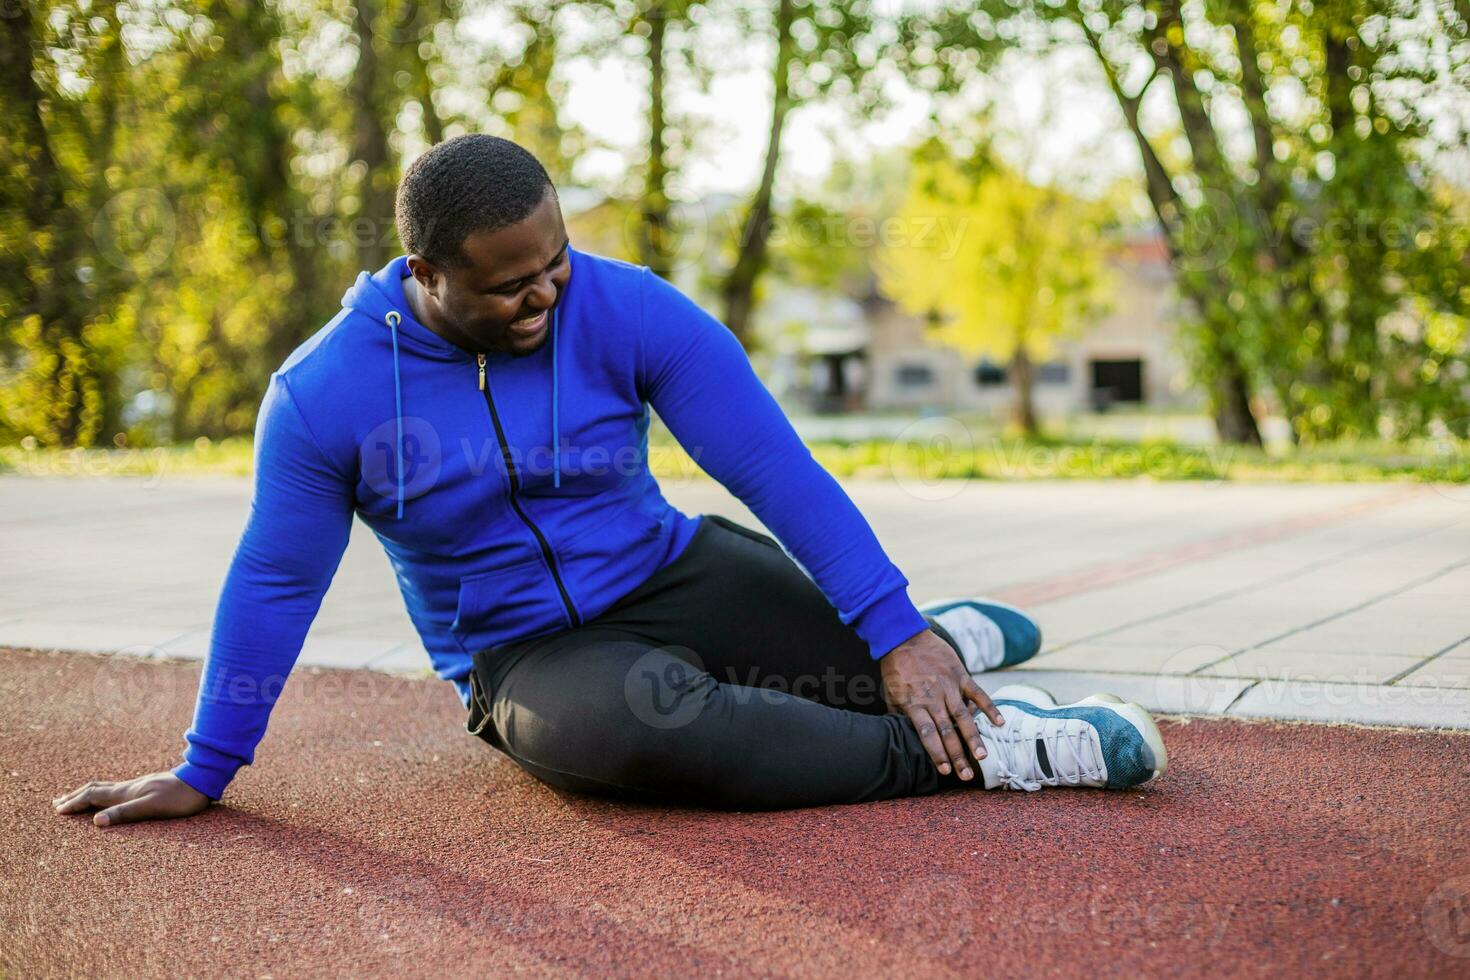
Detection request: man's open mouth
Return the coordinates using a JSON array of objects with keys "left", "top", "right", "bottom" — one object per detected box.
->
[{"left": 509, "top": 309, "right": 549, "bottom": 335}]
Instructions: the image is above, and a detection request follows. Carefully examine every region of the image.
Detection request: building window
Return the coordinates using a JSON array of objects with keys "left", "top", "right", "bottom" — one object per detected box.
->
[
  {"left": 1089, "top": 359, "right": 1145, "bottom": 406},
  {"left": 1037, "top": 361, "right": 1071, "bottom": 384},
  {"left": 895, "top": 364, "right": 935, "bottom": 389},
  {"left": 973, "top": 359, "right": 1007, "bottom": 387}
]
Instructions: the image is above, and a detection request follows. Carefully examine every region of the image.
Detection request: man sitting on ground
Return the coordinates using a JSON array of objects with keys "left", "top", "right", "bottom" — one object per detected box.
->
[{"left": 53, "top": 135, "right": 1167, "bottom": 826}]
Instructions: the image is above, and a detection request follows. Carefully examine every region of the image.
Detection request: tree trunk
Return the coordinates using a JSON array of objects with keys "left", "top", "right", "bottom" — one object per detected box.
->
[
  {"left": 1009, "top": 346, "right": 1038, "bottom": 436},
  {"left": 499, "top": 10, "right": 570, "bottom": 180},
  {"left": 1076, "top": 22, "right": 1178, "bottom": 235},
  {"left": 1076, "top": 14, "right": 1263, "bottom": 446},
  {"left": 1212, "top": 349, "right": 1263, "bottom": 447},
  {"left": 73, "top": 2, "right": 127, "bottom": 440},
  {"left": 1232, "top": 8, "right": 1317, "bottom": 445},
  {"left": 639, "top": 4, "right": 673, "bottom": 279},
  {"left": 2, "top": 1, "right": 92, "bottom": 445},
  {"left": 1233, "top": 14, "right": 1282, "bottom": 218},
  {"left": 413, "top": 38, "right": 446, "bottom": 146},
  {"left": 351, "top": 0, "right": 395, "bottom": 272},
  {"left": 1321, "top": 30, "right": 1376, "bottom": 425},
  {"left": 250, "top": 3, "right": 319, "bottom": 371},
  {"left": 1149, "top": 0, "right": 1228, "bottom": 179},
  {"left": 720, "top": 0, "right": 794, "bottom": 346},
  {"left": 1152, "top": 2, "right": 1266, "bottom": 448},
  {"left": 1323, "top": 34, "right": 1355, "bottom": 140}
]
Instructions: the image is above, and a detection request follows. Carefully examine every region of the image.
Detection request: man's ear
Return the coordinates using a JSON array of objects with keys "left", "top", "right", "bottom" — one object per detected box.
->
[{"left": 405, "top": 255, "right": 439, "bottom": 293}]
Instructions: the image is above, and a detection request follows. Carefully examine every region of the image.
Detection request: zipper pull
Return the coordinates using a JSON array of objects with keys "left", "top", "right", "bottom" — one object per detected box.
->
[{"left": 476, "top": 353, "right": 486, "bottom": 391}]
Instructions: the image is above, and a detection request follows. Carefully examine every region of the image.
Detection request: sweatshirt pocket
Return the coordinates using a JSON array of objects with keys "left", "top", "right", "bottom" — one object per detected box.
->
[{"left": 450, "top": 557, "right": 572, "bottom": 654}]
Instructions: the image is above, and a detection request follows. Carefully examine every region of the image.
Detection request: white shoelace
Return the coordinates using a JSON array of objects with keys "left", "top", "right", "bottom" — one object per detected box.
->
[{"left": 980, "top": 711, "right": 1107, "bottom": 791}]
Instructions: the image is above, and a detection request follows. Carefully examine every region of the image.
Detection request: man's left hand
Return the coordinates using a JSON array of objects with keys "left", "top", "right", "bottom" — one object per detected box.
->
[{"left": 879, "top": 630, "right": 1005, "bottom": 782}]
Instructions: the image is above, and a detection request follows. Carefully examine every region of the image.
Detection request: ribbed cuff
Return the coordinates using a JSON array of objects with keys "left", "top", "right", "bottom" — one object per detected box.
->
[
  {"left": 850, "top": 587, "right": 930, "bottom": 661},
  {"left": 172, "top": 750, "right": 242, "bottom": 802}
]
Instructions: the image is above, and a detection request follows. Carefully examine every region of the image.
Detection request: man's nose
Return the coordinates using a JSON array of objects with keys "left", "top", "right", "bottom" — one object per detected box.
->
[{"left": 526, "top": 272, "right": 557, "bottom": 309}]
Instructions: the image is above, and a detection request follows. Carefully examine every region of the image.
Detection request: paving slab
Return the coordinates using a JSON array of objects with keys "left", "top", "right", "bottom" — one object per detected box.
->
[
  {"left": 1398, "top": 655, "right": 1470, "bottom": 690},
  {"left": 1197, "top": 649, "right": 1428, "bottom": 685},
  {"left": 1228, "top": 679, "right": 1470, "bottom": 729},
  {"left": 1030, "top": 643, "right": 1231, "bottom": 676}
]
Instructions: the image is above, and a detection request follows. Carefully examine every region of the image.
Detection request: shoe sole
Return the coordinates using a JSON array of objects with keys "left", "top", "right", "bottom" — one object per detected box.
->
[
  {"left": 989, "top": 684, "right": 1169, "bottom": 784},
  {"left": 920, "top": 596, "right": 1044, "bottom": 667}
]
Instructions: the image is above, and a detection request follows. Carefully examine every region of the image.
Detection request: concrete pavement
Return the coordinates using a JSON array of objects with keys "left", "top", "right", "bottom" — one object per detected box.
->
[{"left": 3, "top": 474, "right": 1467, "bottom": 727}]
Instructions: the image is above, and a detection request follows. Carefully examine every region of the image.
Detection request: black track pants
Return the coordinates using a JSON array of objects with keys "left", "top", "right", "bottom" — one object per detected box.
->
[{"left": 466, "top": 514, "right": 961, "bottom": 810}]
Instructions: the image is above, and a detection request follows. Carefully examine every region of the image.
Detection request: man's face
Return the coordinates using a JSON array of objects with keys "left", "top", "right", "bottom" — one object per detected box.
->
[{"left": 409, "top": 187, "right": 572, "bottom": 357}]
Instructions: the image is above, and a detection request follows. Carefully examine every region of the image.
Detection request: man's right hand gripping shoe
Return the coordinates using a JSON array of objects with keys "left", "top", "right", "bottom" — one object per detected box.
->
[{"left": 973, "top": 684, "right": 1169, "bottom": 791}]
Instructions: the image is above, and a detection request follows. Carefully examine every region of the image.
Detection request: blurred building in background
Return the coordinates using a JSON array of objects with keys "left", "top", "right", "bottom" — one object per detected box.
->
[{"left": 765, "top": 229, "right": 1200, "bottom": 420}]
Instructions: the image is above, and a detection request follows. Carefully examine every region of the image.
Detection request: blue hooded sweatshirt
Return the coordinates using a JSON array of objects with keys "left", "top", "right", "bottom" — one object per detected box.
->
[{"left": 172, "top": 247, "right": 930, "bottom": 801}]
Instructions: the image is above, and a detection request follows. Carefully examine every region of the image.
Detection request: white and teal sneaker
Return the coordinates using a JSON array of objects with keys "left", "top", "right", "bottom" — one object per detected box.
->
[
  {"left": 920, "top": 598, "right": 1043, "bottom": 672},
  {"left": 974, "top": 684, "right": 1168, "bottom": 791}
]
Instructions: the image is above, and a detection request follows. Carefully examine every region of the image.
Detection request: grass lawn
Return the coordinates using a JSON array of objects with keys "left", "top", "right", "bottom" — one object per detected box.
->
[{"left": 2, "top": 426, "right": 1465, "bottom": 484}]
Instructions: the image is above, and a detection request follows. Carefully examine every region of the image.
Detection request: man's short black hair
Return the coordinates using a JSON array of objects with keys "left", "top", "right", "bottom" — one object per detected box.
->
[{"left": 395, "top": 134, "right": 555, "bottom": 268}]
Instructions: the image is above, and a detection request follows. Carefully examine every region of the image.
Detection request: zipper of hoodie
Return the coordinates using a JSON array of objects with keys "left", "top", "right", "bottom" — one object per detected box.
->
[{"left": 477, "top": 353, "right": 581, "bottom": 628}]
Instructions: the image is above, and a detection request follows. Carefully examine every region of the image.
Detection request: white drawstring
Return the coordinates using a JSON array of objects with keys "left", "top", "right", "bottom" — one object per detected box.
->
[{"left": 385, "top": 310, "right": 404, "bottom": 519}]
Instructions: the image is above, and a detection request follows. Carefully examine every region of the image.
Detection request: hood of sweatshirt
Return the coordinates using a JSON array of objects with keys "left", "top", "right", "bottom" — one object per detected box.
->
[{"left": 339, "top": 255, "right": 566, "bottom": 519}]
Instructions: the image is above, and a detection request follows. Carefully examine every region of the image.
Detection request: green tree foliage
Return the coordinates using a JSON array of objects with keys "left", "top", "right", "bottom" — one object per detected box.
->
[
  {"left": 138, "top": 0, "right": 333, "bottom": 439},
  {"left": 877, "top": 144, "right": 1114, "bottom": 435},
  {"left": 765, "top": 152, "right": 913, "bottom": 301},
  {"left": 4, "top": 0, "right": 1465, "bottom": 451},
  {"left": 2, "top": 0, "right": 571, "bottom": 447},
  {"left": 900, "top": 0, "right": 1470, "bottom": 444},
  {"left": 484, "top": 1, "right": 583, "bottom": 183},
  {"left": 0, "top": 0, "right": 135, "bottom": 446}
]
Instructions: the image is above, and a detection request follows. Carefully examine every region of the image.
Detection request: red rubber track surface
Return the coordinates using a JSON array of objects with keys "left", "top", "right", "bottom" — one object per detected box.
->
[{"left": 4, "top": 647, "right": 1469, "bottom": 978}]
